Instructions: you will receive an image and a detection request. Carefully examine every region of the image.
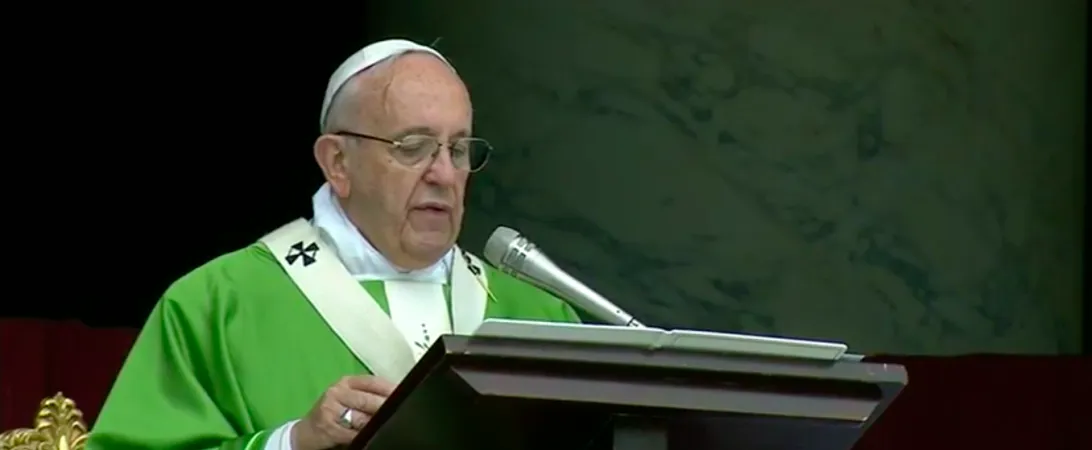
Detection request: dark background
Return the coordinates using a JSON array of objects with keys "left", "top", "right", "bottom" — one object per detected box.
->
[
  {"left": 2, "top": 1, "right": 1086, "bottom": 355},
  {"left": 4, "top": 5, "right": 384, "bottom": 325}
]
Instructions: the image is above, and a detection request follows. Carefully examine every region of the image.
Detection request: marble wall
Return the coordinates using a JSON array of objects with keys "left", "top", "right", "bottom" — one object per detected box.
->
[{"left": 371, "top": 0, "right": 1085, "bottom": 354}]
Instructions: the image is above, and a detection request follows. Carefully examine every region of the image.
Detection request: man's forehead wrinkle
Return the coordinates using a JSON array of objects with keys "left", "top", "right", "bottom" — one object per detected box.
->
[
  {"left": 348, "top": 55, "right": 443, "bottom": 131},
  {"left": 389, "top": 53, "right": 467, "bottom": 95},
  {"left": 345, "top": 52, "right": 471, "bottom": 137},
  {"left": 341, "top": 62, "right": 397, "bottom": 130}
]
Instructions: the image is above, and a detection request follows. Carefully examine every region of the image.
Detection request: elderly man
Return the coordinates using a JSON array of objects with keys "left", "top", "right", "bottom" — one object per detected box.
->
[{"left": 88, "top": 39, "right": 580, "bottom": 450}]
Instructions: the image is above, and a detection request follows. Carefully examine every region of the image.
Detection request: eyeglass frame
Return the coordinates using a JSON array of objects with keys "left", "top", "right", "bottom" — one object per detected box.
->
[{"left": 331, "top": 130, "right": 492, "bottom": 173}]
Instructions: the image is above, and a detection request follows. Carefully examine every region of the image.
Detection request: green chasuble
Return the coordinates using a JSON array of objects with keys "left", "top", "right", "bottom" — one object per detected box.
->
[{"left": 87, "top": 242, "right": 580, "bottom": 450}]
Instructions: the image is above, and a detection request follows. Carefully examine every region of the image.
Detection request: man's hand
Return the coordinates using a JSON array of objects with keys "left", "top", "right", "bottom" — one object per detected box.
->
[{"left": 291, "top": 375, "right": 397, "bottom": 450}]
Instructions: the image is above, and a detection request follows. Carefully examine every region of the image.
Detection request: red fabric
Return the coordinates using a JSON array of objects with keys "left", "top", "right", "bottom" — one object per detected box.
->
[
  {"left": 857, "top": 354, "right": 1091, "bottom": 450},
  {"left": 1, "top": 319, "right": 1089, "bottom": 450},
  {"left": 0, "top": 318, "right": 135, "bottom": 429}
]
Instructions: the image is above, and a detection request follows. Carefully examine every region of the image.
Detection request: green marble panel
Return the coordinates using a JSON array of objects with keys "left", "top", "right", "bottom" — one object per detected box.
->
[{"left": 364, "top": 0, "right": 1085, "bottom": 354}]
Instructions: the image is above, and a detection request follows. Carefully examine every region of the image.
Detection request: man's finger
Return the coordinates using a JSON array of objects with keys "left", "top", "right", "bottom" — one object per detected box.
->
[
  {"left": 327, "top": 406, "right": 371, "bottom": 432},
  {"left": 349, "top": 408, "right": 371, "bottom": 430},
  {"left": 313, "top": 405, "right": 359, "bottom": 444},
  {"left": 328, "top": 424, "right": 358, "bottom": 444},
  {"left": 342, "top": 375, "right": 397, "bottom": 396},
  {"left": 338, "top": 390, "right": 387, "bottom": 415}
]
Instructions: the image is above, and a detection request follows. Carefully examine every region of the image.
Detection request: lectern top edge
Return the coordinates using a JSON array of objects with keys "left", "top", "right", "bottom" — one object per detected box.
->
[
  {"left": 350, "top": 334, "right": 908, "bottom": 450},
  {"left": 442, "top": 335, "right": 908, "bottom": 387}
]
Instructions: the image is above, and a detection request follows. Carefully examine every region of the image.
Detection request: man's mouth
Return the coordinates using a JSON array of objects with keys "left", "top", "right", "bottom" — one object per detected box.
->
[{"left": 413, "top": 202, "right": 452, "bottom": 213}]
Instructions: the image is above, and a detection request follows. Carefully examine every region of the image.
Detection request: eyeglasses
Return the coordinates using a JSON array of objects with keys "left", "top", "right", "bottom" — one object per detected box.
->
[{"left": 334, "top": 131, "right": 492, "bottom": 173}]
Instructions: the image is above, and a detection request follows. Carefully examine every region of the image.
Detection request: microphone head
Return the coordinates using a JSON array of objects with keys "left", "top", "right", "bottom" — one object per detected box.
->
[{"left": 484, "top": 226, "right": 521, "bottom": 267}]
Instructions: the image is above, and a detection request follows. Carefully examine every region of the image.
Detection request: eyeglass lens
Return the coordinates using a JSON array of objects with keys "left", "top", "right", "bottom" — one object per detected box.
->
[{"left": 393, "top": 135, "right": 491, "bottom": 171}]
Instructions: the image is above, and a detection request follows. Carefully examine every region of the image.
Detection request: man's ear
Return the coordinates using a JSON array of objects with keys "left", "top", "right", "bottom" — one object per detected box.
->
[{"left": 313, "top": 135, "right": 351, "bottom": 197}]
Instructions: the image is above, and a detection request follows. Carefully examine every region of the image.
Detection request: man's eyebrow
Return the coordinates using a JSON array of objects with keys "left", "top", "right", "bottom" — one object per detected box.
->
[
  {"left": 391, "top": 126, "right": 437, "bottom": 139},
  {"left": 392, "top": 126, "right": 471, "bottom": 140}
]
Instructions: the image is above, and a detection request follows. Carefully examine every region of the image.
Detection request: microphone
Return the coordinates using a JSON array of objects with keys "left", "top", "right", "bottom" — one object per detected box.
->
[{"left": 483, "top": 226, "right": 645, "bottom": 328}]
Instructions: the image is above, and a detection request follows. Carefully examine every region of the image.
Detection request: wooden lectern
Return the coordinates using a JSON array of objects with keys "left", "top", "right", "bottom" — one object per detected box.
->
[{"left": 350, "top": 325, "right": 907, "bottom": 450}]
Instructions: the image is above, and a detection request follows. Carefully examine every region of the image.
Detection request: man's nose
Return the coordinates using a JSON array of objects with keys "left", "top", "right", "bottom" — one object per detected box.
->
[{"left": 422, "top": 146, "right": 458, "bottom": 186}]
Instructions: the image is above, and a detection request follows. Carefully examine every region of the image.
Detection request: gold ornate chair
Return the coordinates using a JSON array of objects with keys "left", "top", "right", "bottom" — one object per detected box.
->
[{"left": 0, "top": 392, "right": 88, "bottom": 450}]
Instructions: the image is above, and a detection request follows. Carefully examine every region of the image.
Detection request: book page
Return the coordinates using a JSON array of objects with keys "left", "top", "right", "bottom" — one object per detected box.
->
[
  {"left": 472, "top": 319, "right": 668, "bottom": 349},
  {"left": 472, "top": 319, "right": 849, "bottom": 361}
]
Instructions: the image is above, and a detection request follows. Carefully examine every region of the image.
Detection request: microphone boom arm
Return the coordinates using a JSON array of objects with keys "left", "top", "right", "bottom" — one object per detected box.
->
[{"left": 490, "top": 231, "right": 645, "bottom": 328}]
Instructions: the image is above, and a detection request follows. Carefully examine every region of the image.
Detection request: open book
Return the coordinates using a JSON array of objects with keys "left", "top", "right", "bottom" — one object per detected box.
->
[{"left": 472, "top": 319, "right": 854, "bottom": 362}]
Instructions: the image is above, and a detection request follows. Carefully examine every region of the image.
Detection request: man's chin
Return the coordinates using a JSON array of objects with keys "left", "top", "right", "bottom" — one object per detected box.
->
[{"left": 402, "top": 231, "right": 455, "bottom": 261}]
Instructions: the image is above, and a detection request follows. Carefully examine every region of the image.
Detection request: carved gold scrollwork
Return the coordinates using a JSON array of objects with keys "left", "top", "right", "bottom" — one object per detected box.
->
[{"left": 0, "top": 392, "right": 88, "bottom": 450}]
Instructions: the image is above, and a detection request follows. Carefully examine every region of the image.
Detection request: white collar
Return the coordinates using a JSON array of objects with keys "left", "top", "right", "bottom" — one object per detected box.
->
[{"left": 311, "top": 183, "right": 454, "bottom": 283}]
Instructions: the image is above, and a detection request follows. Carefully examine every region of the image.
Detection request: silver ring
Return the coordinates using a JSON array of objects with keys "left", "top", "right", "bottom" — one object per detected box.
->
[{"left": 338, "top": 407, "right": 355, "bottom": 429}]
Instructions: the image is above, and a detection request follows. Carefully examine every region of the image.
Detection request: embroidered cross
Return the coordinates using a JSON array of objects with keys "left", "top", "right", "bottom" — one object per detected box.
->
[
  {"left": 413, "top": 323, "right": 432, "bottom": 353},
  {"left": 461, "top": 251, "right": 482, "bottom": 276},
  {"left": 462, "top": 250, "right": 498, "bottom": 303},
  {"left": 285, "top": 241, "right": 320, "bottom": 267}
]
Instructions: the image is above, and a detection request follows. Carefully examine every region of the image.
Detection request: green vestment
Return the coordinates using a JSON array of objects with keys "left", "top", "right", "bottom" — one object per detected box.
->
[{"left": 87, "top": 242, "right": 580, "bottom": 450}]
